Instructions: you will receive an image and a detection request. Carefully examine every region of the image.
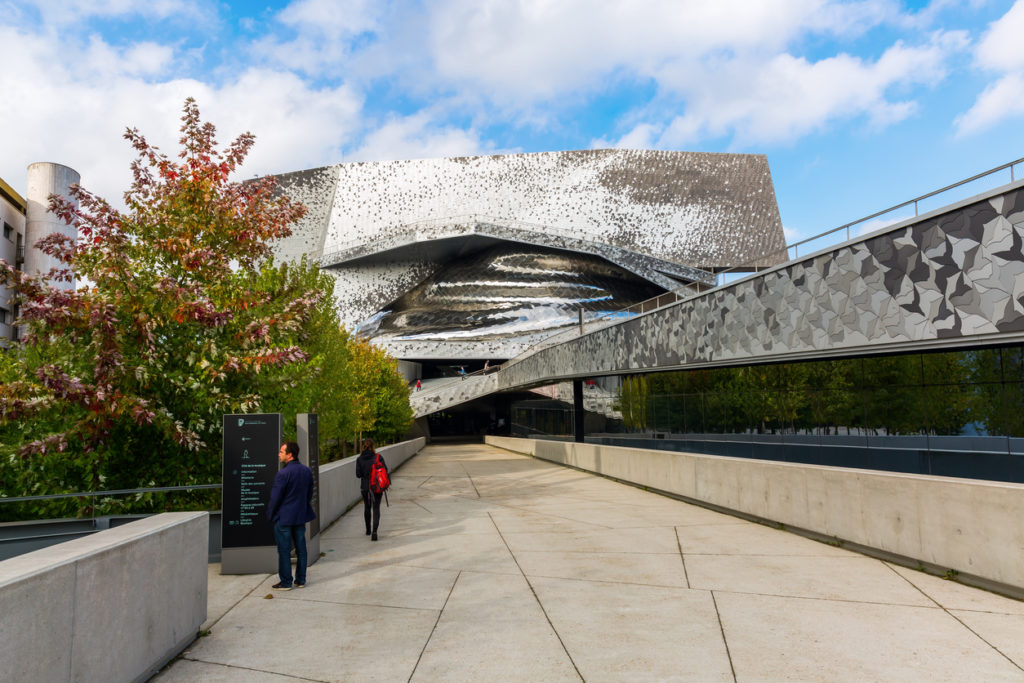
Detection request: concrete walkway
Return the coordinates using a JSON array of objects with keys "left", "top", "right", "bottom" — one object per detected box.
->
[{"left": 155, "top": 443, "right": 1024, "bottom": 681}]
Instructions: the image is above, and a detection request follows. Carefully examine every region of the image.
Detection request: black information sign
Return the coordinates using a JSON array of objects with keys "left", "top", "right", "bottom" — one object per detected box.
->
[
  {"left": 222, "top": 413, "right": 281, "bottom": 548},
  {"left": 304, "top": 414, "right": 321, "bottom": 538}
]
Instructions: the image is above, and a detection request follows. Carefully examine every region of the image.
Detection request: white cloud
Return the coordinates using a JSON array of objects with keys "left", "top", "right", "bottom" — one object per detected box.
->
[
  {"left": 22, "top": 0, "right": 208, "bottom": 23},
  {"left": 278, "top": 0, "right": 378, "bottom": 37},
  {"left": 0, "top": 25, "right": 363, "bottom": 206},
  {"left": 956, "top": 72, "right": 1024, "bottom": 135},
  {"left": 604, "top": 31, "right": 964, "bottom": 148},
  {"left": 957, "top": 1, "right": 1024, "bottom": 135},
  {"left": 349, "top": 111, "right": 491, "bottom": 162},
  {"left": 78, "top": 36, "right": 175, "bottom": 78},
  {"left": 0, "top": 0, "right": 1001, "bottom": 208},
  {"left": 592, "top": 123, "right": 660, "bottom": 150},
  {"left": 251, "top": 0, "right": 385, "bottom": 77},
  {"left": 974, "top": 0, "right": 1024, "bottom": 72},
  {"left": 423, "top": 0, "right": 907, "bottom": 102}
]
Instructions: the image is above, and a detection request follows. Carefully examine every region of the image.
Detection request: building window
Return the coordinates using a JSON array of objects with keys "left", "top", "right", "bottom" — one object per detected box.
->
[
  {"left": 0, "top": 308, "right": 7, "bottom": 325},
  {"left": 2, "top": 222, "right": 11, "bottom": 241}
]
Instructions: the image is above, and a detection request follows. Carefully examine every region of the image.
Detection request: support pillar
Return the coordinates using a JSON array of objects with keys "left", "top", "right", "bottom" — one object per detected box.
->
[{"left": 573, "top": 379, "right": 585, "bottom": 443}]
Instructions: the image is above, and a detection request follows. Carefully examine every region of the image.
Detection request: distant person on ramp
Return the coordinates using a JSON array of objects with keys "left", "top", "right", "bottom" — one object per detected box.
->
[
  {"left": 356, "top": 438, "right": 389, "bottom": 541},
  {"left": 268, "top": 441, "right": 316, "bottom": 590}
]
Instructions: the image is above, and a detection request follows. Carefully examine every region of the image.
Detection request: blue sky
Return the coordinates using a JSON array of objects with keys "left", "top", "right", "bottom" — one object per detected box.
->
[{"left": 1, "top": 0, "right": 1022, "bottom": 244}]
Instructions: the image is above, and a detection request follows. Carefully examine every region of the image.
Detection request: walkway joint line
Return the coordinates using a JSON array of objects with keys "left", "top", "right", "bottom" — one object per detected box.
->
[
  {"left": 674, "top": 526, "right": 691, "bottom": 589},
  {"left": 710, "top": 591, "right": 738, "bottom": 682},
  {"left": 488, "top": 511, "right": 585, "bottom": 682},
  {"left": 460, "top": 463, "right": 482, "bottom": 498},
  {"left": 408, "top": 570, "right": 461, "bottom": 683},
  {"left": 181, "top": 657, "right": 327, "bottom": 682},
  {"left": 884, "top": 561, "right": 1024, "bottom": 673}
]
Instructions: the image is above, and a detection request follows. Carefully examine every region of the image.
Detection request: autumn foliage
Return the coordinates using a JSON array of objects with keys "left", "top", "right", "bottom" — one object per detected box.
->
[{"left": 0, "top": 100, "right": 410, "bottom": 514}]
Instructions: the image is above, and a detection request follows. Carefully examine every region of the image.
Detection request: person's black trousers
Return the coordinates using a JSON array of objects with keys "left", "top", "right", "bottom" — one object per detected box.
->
[{"left": 362, "top": 490, "right": 382, "bottom": 534}]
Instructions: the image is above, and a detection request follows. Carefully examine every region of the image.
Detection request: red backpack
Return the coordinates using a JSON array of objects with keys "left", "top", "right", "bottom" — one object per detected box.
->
[{"left": 369, "top": 453, "right": 390, "bottom": 495}]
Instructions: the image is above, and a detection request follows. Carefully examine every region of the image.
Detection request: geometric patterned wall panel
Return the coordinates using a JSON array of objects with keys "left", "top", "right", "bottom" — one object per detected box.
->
[{"left": 499, "top": 183, "right": 1024, "bottom": 390}]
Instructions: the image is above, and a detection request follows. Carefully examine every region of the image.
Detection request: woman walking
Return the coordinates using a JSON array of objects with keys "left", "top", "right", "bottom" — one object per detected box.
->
[{"left": 355, "top": 438, "right": 388, "bottom": 541}]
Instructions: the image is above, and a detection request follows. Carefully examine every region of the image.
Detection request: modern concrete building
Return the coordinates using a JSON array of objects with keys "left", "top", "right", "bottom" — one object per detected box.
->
[
  {"left": 0, "top": 176, "right": 27, "bottom": 347},
  {"left": 0, "top": 162, "right": 80, "bottom": 347}
]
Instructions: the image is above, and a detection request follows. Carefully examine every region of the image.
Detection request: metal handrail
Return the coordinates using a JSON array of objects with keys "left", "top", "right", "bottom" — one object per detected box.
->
[
  {"left": 0, "top": 483, "right": 221, "bottom": 504},
  {"left": 737, "top": 155, "right": 1015, "bottom": 270}
]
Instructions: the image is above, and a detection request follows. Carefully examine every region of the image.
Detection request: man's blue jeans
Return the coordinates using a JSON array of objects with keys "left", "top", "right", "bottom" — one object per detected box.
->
[{"left": 274, "top": 523, "right": 307, "bottom": 586}]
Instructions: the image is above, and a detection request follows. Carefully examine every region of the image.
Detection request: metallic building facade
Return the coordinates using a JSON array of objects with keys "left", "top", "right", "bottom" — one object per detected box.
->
[{"left": 271, "top": 149, "right": 787, "bottom": 361}]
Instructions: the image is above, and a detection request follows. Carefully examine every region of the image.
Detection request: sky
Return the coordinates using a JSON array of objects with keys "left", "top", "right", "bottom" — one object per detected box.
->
[{"left": 1, "top": 0, "right": 1022, "bottom": 244}]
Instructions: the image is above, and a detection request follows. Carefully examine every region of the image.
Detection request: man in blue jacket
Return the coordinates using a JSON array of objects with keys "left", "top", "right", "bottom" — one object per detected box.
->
[{"left": 267, "top": 441, "right": 316, "bottom": 590}]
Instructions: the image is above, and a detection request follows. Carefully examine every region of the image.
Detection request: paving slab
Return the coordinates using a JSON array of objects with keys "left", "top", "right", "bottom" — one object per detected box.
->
[
  {"left": 715, "top": 591, "right": 1024, "bottom": 681},
  {"left": 675, "top": 519, "right": 856, "bottom": 557},
  {"left": 949, "top": 609, "right": 1024, "bottom": 669},
  {"left": 515, "top": 549, "right": 689, "bottom": 587},
  {"left": 411, "top": 570, "right": 580, "bottom": 682},
  {"left": 502, "top": 526, "right": 681, "bottom": 554},
  {"left": 154, "top": 658, "right": 318, "bottom": 682},
  {"left": 485, "top": 505, "right": 611, "bottom": 534},
  {"left": 164, "top": 443, "right": 1024, "bottom": 681},
  {"left": 887, "top": 563, "right": 1024, "bottom": 615},
  {"left": 686, "top": 553, "right": 935, "bottom": 604},
  {"left": 531, "top": 576, "right": 733, "bottom": 681},
  {"left": 268, "top": 560, "right": 459, "bottom": 611},
  {"left": 203, "top": 564, "right": 270, "bottom": 631},
  {"left": 171, "top": 592, "right": 438, "bottom": 682},
  {"left": 325, "top": 528, "right": 521, "bottom": 575}
]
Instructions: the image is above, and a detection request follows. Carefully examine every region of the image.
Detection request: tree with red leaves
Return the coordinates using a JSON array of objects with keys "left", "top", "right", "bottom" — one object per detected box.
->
[{"left": 0, "top": 99, "right": 331, "bottom": 511}]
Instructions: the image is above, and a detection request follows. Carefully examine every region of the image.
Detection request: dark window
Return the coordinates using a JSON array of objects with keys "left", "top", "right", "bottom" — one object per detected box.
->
[{"left": 2, "top": 222, "right": 11, "bottom": 240}]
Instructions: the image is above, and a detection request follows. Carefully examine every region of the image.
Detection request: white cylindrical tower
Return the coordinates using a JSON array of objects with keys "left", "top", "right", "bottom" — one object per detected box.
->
[{"left": 24, "top": 162, "right": 80, "bottom": 290}]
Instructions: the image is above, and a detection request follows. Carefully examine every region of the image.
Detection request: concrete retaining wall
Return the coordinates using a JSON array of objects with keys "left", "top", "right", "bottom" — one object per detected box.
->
[
  {"left": 0, "top": 511, "right": 208, "bottom": 683},
  {"left": 319, "top": 437, "right": 426, "bottom": 527},
  {"left": 486, "top": 436, "right": 1024, "bottom": 593}
]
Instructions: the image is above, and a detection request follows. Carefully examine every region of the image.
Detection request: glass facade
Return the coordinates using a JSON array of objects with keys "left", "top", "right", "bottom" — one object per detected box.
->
[{"left": 511, "top": 345, "right": 1024, "bottom": 481}]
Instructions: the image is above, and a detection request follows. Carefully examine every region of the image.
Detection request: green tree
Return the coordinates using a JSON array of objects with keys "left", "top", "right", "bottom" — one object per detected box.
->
[
  {"left": 254, "top": 258, "right": 356, "bottom": 460},
  {"left": 340, "top": 338, "right": 413, "bottom": 448},
  {"left": 615, "top": 375, "right": 649, "bottom": 431},
  {"left": 0, "top": 100, "right": 324, "bottom": 515}
]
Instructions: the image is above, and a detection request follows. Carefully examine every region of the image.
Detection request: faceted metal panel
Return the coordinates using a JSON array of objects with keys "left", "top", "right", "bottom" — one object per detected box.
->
[
  {"left": 496, "top": 184, "right": 1024, "bottom": 391},
  {"left": 270, "top": 149, "right": 787, "bottom": 336},
  {"left": 322, "top": 149, "right": 786, "bottom": 269},
  {"left": 363, "top": 244, "right": 664, "bottom": 343},
  {"left": 269, "top": 165, "right": 338, "bottom": 264},
  {"left": 320, "top": 218, "right": 709, "bottom": 291}
]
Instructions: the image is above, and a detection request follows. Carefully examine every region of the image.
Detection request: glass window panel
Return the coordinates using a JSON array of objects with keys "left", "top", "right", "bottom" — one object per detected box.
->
[
  {"left": 921, "top": 349, "right": 973, "bottom": 387},
  {"left": 1002, "top": 381, "right": 1024, "bottom": 438},
  {"left": 968, "top": 381, "right": 1006, "bottom": 436},
  {"left": 1000, "top": 346, "right": 1024, "bottom": 383},
  {"left": 922, "top": 380, "right": 972, "bottom": 436},
  {"left": 968, "top": 348, "right": 1003, "bottom": 384},
  {"left": 677, "top": 393, "right": 701, "bottom": 434},
  {"left": 861, "top": 354, "right": 922, "bottom": 389}
]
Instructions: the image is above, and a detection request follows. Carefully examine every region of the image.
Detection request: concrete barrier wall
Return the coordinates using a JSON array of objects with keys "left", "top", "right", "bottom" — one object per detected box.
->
[
  {"left": 0, "top": 511, "right": 208, "bottom": 683},
  {"left": 318, "top": 437, "right": 426, "bottom": 527},
  {"left": 486, "top": 436, "right": 1024, "bottom": 592}
]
